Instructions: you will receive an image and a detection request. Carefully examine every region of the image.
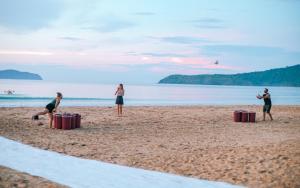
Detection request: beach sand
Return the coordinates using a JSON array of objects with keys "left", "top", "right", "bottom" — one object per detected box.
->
[
  {"left": 0, "top": 166, "right": 66, "bottom": 188},
  {"left": 0, "top": 106, "right": 299, "bottom": 188}
]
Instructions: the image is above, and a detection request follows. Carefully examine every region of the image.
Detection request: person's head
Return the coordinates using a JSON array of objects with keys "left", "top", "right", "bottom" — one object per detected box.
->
[
  {"left": 56, "top": 92, "right": 63, "bottom": 99},
  {"left": 264, "top": 88, "right": 268, "bottom": 93},
  {"left": 119, "top": 83, "right": 124, "bottom": 90}
]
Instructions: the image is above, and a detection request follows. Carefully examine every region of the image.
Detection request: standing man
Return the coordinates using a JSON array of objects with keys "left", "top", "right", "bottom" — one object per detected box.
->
[{"left": 257, "top": 88, "right": 273, "bottom": 121}]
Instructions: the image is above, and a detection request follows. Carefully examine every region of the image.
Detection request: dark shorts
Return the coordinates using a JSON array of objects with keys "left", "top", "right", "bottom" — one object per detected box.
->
[
  {"left": 263, "top": 105, "right": 272, "bottom": 113},
  {"left": 46, "top": 103, "right": 55, "bottom": 113},
  {"left": 116, "top": 96, "right": 124, "bottom": 105}
]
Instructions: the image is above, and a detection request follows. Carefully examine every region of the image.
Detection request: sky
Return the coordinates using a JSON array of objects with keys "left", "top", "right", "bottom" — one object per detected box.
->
[{"left": 0, "top": 0, "right": 299, "bottom": 84}]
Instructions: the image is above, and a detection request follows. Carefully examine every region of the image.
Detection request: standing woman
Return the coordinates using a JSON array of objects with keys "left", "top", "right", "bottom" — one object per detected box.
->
[
  {"left": 32, "top": 92, "right": 63, "bottom": 128},
  {"left": 115, "top": 84, "right": 125, "bottom": 116}
]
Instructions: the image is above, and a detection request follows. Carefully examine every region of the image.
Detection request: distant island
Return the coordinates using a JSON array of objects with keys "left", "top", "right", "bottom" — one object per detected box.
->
[
  {"left": 0, "top": 69, "right": 42, "bottom": 80},
  {"left": 159, "top": 64, "right": 300, "bottom": 87}
]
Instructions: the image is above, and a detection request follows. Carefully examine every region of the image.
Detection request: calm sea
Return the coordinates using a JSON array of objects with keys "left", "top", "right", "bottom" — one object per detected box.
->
[{"left": 0, "top": 79, "right": 299, "bottom": 107}]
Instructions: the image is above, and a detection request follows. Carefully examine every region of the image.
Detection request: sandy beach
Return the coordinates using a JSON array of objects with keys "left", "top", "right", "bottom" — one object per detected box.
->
[
  {"left": 0, "top": 105, "right": 299, "bottom": 188},
  {"left": 0, "top": 166, "right": 66, "bottom": 188}
]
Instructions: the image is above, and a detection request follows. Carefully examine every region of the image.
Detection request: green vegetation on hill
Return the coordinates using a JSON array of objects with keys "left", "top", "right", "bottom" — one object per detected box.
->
[
  {"left": 159, "top": 64, "right": 300, "bottom": 87},
  {"left": 0, "top": 70, "right": 42, "bottom": 80}
]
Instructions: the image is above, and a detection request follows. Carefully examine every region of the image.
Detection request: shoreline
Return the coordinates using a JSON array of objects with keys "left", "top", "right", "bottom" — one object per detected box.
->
[
  {"left": 1, "top": 106, "right": 299, "bottom": 187},
  {"left": 1, "top": 104, "right": 300, "bottom": 108}
]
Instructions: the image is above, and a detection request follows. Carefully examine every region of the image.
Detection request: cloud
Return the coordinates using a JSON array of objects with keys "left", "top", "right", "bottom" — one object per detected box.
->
[
  {"left": 156, "top": 36, "right": 210, "bottom": 44},
  {"left": 82, "top": 18, "right": 137, "bottom": 33},
  {"left": 199, "top": 44, "right": 300, "bottom": 70},
  {"left": 126, "top": 51, "right": 188, "bottom": 58},
  {"left": 0, "top": 0, "right": 63, "bottom": 31},
  {"left": 143, "top": 62, "right": 241, "bottom": 75},
  {"left": 133, "top": 12, "right": 155, "bottom": 16},
  {"left": 201, "top": 44, "right": 300, "bottom": 57},
  {"left": 141, "top": 52, "right": 187, "bottom": 57},
  {"left": 193, "top": 64, "right": 242, "bottom": 71},
  {"left": 0, "top": 50, "right": 53, "bottom": 56},
  {"left": 170, "top": 57, "right": 183, "bottom": 63},
  {"left": 58, "top": 37, "right": 82, "bottom": 41},
  {"left": 189, "top": 18, "right": 225, "bottom": 29}
]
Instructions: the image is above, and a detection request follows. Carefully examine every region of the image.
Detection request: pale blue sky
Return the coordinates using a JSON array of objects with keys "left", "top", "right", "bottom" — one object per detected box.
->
[{"left": 0, "top": 0, "right": 299, "bottom": 83}]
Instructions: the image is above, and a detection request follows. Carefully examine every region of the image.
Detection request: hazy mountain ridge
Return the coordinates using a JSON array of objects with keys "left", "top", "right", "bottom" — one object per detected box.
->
[
  {"left": 0, "top": 69, "right": 42, "bottom": 80},
  {"left": 159, "top": 64, "right": 300, "bottom": 87}
]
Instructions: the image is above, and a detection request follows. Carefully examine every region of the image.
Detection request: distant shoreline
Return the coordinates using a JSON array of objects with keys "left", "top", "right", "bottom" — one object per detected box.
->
[
  {"left": 0, "top": 69, "right": 42, "bottom": 80},
  {"left": 159, "top": 64, "right": 300, "bottom": 87}
]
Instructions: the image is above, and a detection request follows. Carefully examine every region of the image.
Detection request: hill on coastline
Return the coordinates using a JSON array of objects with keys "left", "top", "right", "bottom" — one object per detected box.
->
[
  {"left": 0, "top": 69, "right": 42, "bottom": 80},
  {"left": 159, "top": 64, "right": 300, "bottom": 87}
]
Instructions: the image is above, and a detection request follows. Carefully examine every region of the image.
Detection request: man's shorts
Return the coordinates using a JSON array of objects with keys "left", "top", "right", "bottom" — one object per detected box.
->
[{"left": 263, "top": 105, "right": 272, "bottom": 113}]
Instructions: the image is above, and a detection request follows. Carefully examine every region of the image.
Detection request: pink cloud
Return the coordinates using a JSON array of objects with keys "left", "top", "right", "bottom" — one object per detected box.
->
[
  {"left": 199, "top": 64, "right": 243, "bottom": 71},
  {"left": 0, "top": 50, "right": 53, "bottom": 56}
]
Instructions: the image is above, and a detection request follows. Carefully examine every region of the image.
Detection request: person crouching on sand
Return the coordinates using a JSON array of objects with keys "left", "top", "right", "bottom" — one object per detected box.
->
[
  {"left": 257, "top": 88, "right": 273, "bottom": 121},
  {"left": 115, "top": 84, "right": 125, "bottom": 116},
  {"left": 32, "top": 92, "right": 63, "bottom": 128}
]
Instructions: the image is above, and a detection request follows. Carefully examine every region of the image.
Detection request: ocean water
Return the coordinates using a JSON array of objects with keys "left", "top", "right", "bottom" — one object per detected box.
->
[{"left": 0, "top": 79, "right": 299, "bottom": 107}]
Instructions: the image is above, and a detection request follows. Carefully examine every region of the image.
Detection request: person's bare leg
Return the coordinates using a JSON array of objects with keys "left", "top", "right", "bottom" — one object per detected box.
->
[
  {"left": 33, "top": 109, "right": 49, "bottom": 116},
  {"left": 268, "top": 113, "right": 273, "bottom": 121},
  {"left": 117, "top": 105, "right": 120, "bottom": 116},
  {"left": 263, "top": 112, "right": 266, "bottom": 121},
  {"left": 120, "top": 105, "right": 123, "bottom": 116},
  {"left": 48, "top": 113, "right": 53, "bottom": 128}
]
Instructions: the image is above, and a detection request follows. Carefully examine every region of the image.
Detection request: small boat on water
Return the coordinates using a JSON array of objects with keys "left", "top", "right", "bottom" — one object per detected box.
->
[{"left": 3, "top": 90, "right": 15, "bottom": 95}]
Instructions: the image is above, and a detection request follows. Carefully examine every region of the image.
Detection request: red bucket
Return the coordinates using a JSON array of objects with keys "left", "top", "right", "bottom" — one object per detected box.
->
[
  {"left": 71, "top": 114, "right": 77, "bottom": 129},
  {"left": 54, "top": 114, "right": 62, "bottom": 129},
  {"left": 75, "top": 114, "right": 81, "bottom": 128},
  {"left": 62, "top": 115, "right": 72, "bottom": 130},
  {"left": 241, "top": 111, "right": 249, "bottom": 122},
  {"left": 249, "top": 112, "right": 256, "bottom": 123},
  {"left": 233, "top": 110, "right": 242, "bottom": 122}
]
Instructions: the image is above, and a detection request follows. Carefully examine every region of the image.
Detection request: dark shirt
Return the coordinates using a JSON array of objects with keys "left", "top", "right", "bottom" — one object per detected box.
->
[
  {"left": 50, "top": 98, "right": 57, "bottom": 106},
  {"left": 263, "top": 93, "right": 272, "bottom": 105}
]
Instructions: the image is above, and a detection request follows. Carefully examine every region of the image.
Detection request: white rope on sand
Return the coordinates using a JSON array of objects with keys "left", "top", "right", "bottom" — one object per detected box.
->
[{"left": 0, "top": 136, "right": 244, "bottom": 188}]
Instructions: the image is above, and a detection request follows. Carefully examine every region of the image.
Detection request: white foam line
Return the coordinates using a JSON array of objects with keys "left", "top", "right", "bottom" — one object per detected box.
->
[{"left": 0, "top": 136, "right": 244, "bottom": 188}]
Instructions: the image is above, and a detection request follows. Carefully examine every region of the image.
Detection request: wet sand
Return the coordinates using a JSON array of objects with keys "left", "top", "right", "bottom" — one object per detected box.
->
[{"left": 0, "top": 106, "right": 299, "bottom": 188}]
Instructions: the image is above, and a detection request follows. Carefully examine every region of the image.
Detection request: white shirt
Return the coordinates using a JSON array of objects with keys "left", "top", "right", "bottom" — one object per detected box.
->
[{"left": 116, "top": 89, "right": 124, "bottom": 96}]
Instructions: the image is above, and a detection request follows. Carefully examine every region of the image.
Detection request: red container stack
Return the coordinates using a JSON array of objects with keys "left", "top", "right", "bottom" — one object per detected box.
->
[
  {"left": 233, "top": 110, "right": 242, "bottom": 122},
  {"left": 249, "top": 111, "right": 256, "bottom": 122},
  {"left": 54, "top": 114, "right": 62, "bottom": 129},
  {"left": 52, "top": 113, "right": 81, "bottom": 130},
  {"left": 71, "top": 114, "right": 76, "bottom": 129},
  {"left": 241, "top": 111, "right": 249, "bottom": 122},
  {"left": 62, "top": 115, "right": 72, "bottom": 130},
  {"left": 73, "top": 113, "right": 81, "bottom": 128},
  {"left": 233, "top": 110, "right": 255, "bottom": 123}
]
